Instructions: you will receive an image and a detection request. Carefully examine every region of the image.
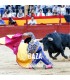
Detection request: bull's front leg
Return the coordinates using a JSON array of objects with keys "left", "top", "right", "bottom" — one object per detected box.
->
[
  {"left": 48, "top": 52, "right": 57, "bottom": 60},
  {"left": 54, "top": 52, "right": 60, "bottom": 58}
]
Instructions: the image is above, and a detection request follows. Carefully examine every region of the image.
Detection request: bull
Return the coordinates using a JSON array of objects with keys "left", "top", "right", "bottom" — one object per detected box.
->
[{"left": 40, "top": 32, "right": 70, "bottom": 60}]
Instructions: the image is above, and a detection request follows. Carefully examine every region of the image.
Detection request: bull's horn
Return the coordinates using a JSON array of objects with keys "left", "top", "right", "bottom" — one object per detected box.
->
[
  {"left": 39, "top": 38, "right": 43, "bottom": 43},
  {"left": 48, "top": 37, "right": 53, "bottom": 41}
]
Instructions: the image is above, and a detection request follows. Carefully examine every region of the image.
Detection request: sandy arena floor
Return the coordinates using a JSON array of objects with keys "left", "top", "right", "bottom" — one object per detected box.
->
[{"left": 0, "top": 44, "right": 70, "bottom": 75}]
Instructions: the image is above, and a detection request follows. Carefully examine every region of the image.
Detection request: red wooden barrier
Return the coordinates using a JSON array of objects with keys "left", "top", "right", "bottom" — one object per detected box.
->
[{"left": 0, "top": 24, "right": 70, "bottom": 38}]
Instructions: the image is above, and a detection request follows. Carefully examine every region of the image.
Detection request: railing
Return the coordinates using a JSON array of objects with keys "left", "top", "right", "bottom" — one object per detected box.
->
[{"left": 2, "top": 15, "right": 70, "bottom": 26}]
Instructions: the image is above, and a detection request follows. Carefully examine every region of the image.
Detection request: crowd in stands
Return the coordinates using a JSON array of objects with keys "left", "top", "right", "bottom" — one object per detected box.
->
[
  {"left": 28, "top": 5, "right": 70, "bottom": 17},
  {"left": 0, "top": 5, "right": 24, "bottom": 18},
  {"left": 0, "top": 5, "right": 70, "bottom": 18}
]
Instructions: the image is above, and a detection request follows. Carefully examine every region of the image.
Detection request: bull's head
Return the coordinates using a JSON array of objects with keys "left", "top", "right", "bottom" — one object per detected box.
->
[{"left": 39, "top": 37, "right": 53, "bottom": 51}]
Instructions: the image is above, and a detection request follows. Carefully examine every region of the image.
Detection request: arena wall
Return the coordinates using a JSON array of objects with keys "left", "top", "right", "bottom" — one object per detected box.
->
[{"left": 0, "top": 24, "right": 70, "bottom": 38}]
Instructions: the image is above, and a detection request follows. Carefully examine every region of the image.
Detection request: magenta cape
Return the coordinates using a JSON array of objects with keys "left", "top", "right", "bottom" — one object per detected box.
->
[{"left": 5, "top": 33, "right": 22, "bottom": 55}]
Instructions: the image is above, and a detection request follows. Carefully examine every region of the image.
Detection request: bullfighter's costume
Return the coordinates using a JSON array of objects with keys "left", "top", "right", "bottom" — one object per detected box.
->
[{"left": 23, "top": 32, "right": 53, "bottom": 69}]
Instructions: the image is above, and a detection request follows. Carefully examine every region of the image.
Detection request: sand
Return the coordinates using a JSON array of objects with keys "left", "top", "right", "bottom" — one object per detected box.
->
[{"left": 0, "top": 45, "right": 70, "bottom": 75}]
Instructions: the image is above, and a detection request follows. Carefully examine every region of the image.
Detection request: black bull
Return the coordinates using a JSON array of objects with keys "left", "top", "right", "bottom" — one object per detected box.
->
[{"left": 40, "top": 32, "right": 70, "bottom": 60}]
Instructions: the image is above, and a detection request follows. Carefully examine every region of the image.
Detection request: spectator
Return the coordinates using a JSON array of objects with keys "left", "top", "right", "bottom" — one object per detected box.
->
[
  {"left": 43, "top": 6, "right": 47, "bottom": 15},
  {"left": 6, "top": 5, "right": 15, "bottom": 14},
  {"left": 17, "top": 9, "right": 24, "bottom": 18},
  {"left": 52, "top": 5, "right": 58, "bottom": 15},
  {"left": 28, "top": 5, "right": 35, "bottom": 15},
  {"left": 47, "top": 5, "right": 53, "bottom": 12},
  {"left": 20, "top": 5, "right": 24, "bottom": 12},
  {"left": 8, "top": 11, "right": 16, "bottom": 17},
  {"left": 46, "top": 9, "right": 53, "bottom": 16},
  {"left": 8, "top": 17, "right": 16, "bottom": 25},
  {"left": 28, "top": 16, "right": 37, "bottom": 25},
  {"left": 29, "top": 9, "right": 36, "bottom": 17},
  {"left": 2, "top": 10, "right": 8, "bottom": 18},
  {"left": 40, "top": 5, "right": 46, "bottom": 9},
  {"left": 60, "top": 5, "right": 66, "bottom": 15},
  {"left": 66, "top": 5, "right": 70, "bottom": 15},
  {"left": 29, "top": 5, "right": 35, "bottom": 11},
  {"left": 0, "top": 14, "right": 6, "bottom": 25},
  {"left": 15, "top": 5, "right": 21, "bottom": 16},
  {"left": 57, "top": 5, "right": 61, "bottom": 15},
  {"left": 35, "top": 5, "right": 42, "bottom": 15},
  {"left": 37, "top": 9, "right": 45, "bottom": 16},
  {"left": 0, "top": 5, "right": 5, "bottom": 16},
  {"left": 8, "top": 5, "right": 13, "bottom": 12}
]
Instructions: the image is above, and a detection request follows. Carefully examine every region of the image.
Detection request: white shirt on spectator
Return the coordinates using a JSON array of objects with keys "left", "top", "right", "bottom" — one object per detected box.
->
[
  {"left": 8, "top": 12, "right": 16, "bottom": 17},
  {"left": 2, "top": 14, "right": 8, "bottom": 18},
  {"left": 52, "top": 5, "right": 58, "bottom": 13},
  {"left": 60, "top": 7, "right": 66, "bottom": 15},
  {"left": 28, "top": 20, "right": 37, "bottom": 25},
  {"left": 35, "top": 5, "right": 42, "bottom": 14},
  {"left": 57, "top": 6, "right": 61, "bottom": 14},
  {"left": 17, "top": 13, "right": 24, "bottom": 18},
  {"left": 37, "top": 12, "right": 45, "bottom": 16},
  {"left": 46, "top": 12, "right": 53, "bottom": 16}
]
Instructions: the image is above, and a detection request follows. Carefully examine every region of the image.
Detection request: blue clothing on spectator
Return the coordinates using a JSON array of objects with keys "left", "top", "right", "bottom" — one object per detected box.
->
[
  {"left": 0, "top": 20, "right": 5, "bottom": 25},
  {"left": 0, "top": 8, "right": 4, "bottom": 15}
]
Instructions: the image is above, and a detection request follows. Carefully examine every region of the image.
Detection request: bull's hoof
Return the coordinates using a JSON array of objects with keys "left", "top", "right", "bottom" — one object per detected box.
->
[
  {"left": 53, "top": 57, "right": 57, "bottom": 60},
  {"left": 64, "top": 56, "right": 68, "bottom": 59}
]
